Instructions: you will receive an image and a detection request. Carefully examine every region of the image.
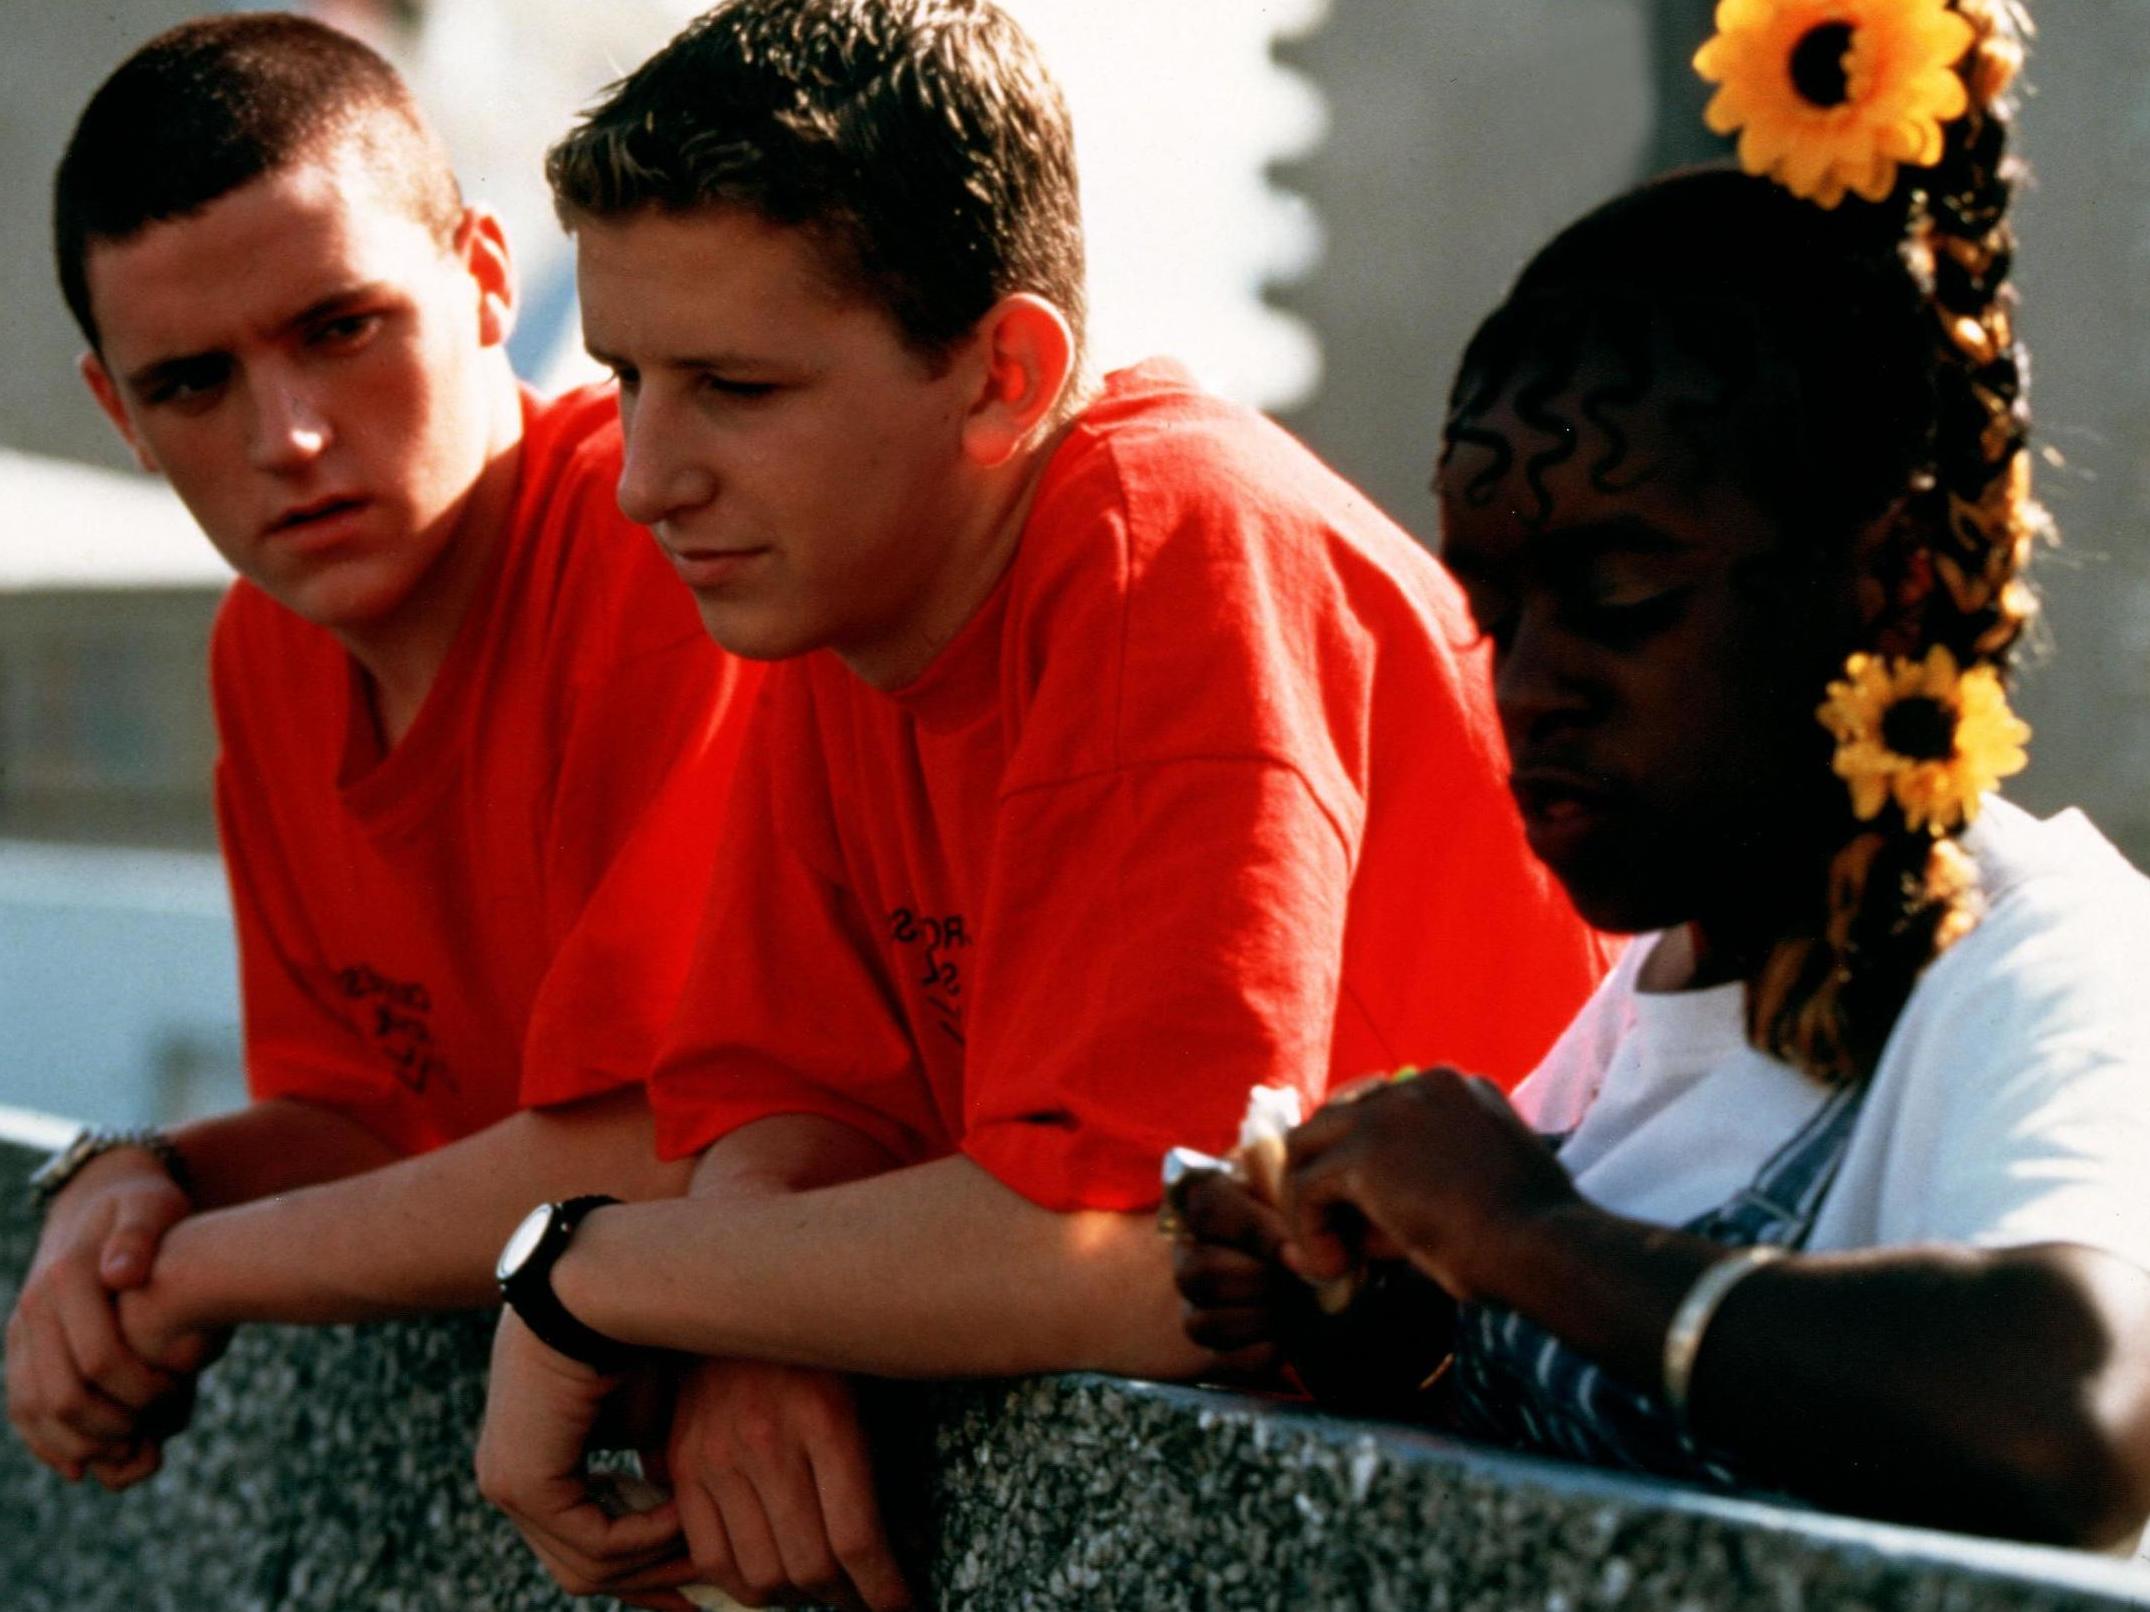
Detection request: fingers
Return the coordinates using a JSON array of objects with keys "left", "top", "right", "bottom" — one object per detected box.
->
[
  {"left": 1173, "top": 1237, "right": 1292, "bottom": 1354},
  {"left": 668, "top": 1364, "right": 912, "bottom": 1612},
  {"left": 520, "top": 1516, "right": 702, "bottom": 1605},
  {"left": 674, "top": 1477, "right": 745, "bottom": 1603},
  {"left": 59, "top": 1280, "right": 178, "bottom": 1412},
  {"left": 7, "top": 1317, "right": 106, "bottom": 1478},
  {"left": 1173, "top": 1171, "right": 1288, "bottom": 1259},
  {"left": 703, "top": 1463, "right": 794, "bottom": 1605},
  {"left": 1278, "top": 1159, "right": 1368, "bottom": 1287},
  {"left": 6, "top": 1285, "right": 180, "bottom": 1480},
  {"left": 98, "top": 1188, "right": 187, "bottom": 1291},
  {"left": 804, "top": 1415, "right": 912, "bottom": 1612},
  {"left": 87, "top": 1439, "right": 163, "bottom": 1492},
  {"left": 520, "top": 1482, "right": 693, "bottom": 1598}
]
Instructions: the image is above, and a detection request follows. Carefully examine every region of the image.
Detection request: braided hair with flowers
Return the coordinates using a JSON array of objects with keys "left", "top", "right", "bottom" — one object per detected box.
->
[{"left": 1442, "top": 0, "right": 2042, "bottom": 1082}]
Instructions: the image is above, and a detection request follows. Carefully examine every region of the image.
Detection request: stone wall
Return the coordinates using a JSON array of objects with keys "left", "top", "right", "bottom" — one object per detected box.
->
[{"left": 1, "top": 1122, "right": 2147, "bottom": 1610}]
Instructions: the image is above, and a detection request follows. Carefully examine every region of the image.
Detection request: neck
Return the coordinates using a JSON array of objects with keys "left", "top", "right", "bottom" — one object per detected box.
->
[
  {"left": 841, "top": 409, "right": 1084, "bottom": 692},
  {"left": 343, "top": 370, "right": 524, "bottom": 748},
  {"left": 1686, "top": 823, "right": 1843, "bottom": 991}
]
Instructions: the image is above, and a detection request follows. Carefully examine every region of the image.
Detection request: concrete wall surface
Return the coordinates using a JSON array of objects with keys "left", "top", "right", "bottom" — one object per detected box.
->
[{"left": 1, "top": 1127, "right": 2146, "bottom": 1611}]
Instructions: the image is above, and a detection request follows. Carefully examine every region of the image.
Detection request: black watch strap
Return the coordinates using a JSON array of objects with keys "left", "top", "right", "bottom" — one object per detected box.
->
[{"left": 496, "top": 1195, "right": 637, "bottom": 1373}]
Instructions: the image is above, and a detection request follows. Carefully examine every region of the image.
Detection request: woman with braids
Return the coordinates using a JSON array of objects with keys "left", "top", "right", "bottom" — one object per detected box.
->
[{"left": 1170, "top": 0, "right": 2150, "bottom": 1549}]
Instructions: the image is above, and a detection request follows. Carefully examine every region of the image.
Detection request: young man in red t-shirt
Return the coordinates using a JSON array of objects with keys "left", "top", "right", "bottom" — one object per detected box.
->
[
  {"left": 474, "top": 3, "right": 1611, "bottom": 1608},
  {"left": 6, "top": 17, "right": 759, "bottom": 1490}
]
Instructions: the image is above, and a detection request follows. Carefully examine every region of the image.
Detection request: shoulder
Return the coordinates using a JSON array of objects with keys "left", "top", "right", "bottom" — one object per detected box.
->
[
  {"left": 1878, "top": 801, "right": 2150, "bottom": 1108},
  {"left": 511, "top": 385, "right": 632, "bottom": 555},
  {"left": 207, "top": 580, "right": 338, "bottom": 729},
  {"left": 1857, "top": 801, "right": 2150, "bottom": 1259},
  {"left": 1003, "top": 364, "right": 1481, "bottom": 785},
  {"left": 1915, "top": 800, "right": 2150, "bottom": 1032},
  {"left": 510, "top": 386, "right": 712, "bottom": 677},
  {"left": 1029, "top": 362, "right": 1449, "bottom": 604}
]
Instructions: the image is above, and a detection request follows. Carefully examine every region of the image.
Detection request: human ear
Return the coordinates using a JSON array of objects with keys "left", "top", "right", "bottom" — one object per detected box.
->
[
  {"left": 456, "top": 206, "right": 518, "bottom": 349},
  {"left": 959, "top": 293, "right": 1075, "bottom": 468},
  {"left": 78, "top": 352, "right": 159, "bottom": 475}
]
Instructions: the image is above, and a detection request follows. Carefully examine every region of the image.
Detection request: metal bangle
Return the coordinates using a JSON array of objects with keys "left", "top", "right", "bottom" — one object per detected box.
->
[{"left": 1661, "top": 1245, "right": 1787, "bottom": 1434}]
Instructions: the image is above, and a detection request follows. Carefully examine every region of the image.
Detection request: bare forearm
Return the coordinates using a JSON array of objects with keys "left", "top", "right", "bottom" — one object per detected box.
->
[
  {"left": 556, "top": 1153, "right": 1208, "bottom": 1381},
  {"left": 1480, "top": 1209, "right": 2150, "bottom": 1546},
  {"left": 167, "top": 1098, "right": 402, "bottom": 1209},
  {"left": 155, "top": 1086, "right": 688, "bottom": 1328},
  {"left": 688, "top": 1114, "right": 904, "bottom": 1203}
]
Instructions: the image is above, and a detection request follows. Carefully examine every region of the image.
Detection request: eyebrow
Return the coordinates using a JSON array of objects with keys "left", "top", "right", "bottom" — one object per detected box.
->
[
  {"left": 583, "top": 343, "right": 779, "bottom": 374},
  {"left": 122, "top": 283, "right": 390, "bottom": 394}
]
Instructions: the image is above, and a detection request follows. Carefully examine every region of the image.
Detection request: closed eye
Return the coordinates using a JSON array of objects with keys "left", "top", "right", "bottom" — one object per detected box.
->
[
  {"left": 696, "top": 373, "right": 778, "bottom": 400},
  {"left": 1563, "top": 586, "right": 1692, "bottom": 648}
]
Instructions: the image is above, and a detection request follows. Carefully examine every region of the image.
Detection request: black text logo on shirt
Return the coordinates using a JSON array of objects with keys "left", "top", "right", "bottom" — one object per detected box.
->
[
  {"left": 886, "top": 907, "right": 971, "bottom": 1045},
  {"left": 334, "top": 964, "right": 456, "bottom": 1097}
]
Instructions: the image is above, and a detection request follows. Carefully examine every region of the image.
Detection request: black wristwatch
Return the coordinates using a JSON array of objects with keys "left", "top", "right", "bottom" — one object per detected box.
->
[
  {"left": 28, "top": 1127, "right": 194, "bottom": 1211},
  {"left": 495, "top": 1195, "right": 638, "bottom": 1373}
]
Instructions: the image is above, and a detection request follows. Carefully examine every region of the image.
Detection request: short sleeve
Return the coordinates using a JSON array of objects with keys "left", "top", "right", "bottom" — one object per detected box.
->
[
  {"left": 517, "top": 630, "right": 762, "bottom": 1109},
  {"left": 961, "top": 756, "right": 1351, "bottom": 1212},
  {"left": 215, "top": 747, "right": 437, "bottom": 1157},
  {"left": 645, "top": 681, "right": 941, "bottom": 1165},
  {"left": 1875, "top": 875, "right": 2150, "bottom": 1275}
]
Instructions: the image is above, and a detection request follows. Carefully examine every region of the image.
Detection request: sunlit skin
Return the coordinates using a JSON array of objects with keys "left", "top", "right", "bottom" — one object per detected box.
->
[
  {"left": 572, "top": 204, "right": 1078, "bottom": 690},
  {"left": 1436, "top": 355, "right": 1860, "bottom": 986},
  {"left": 1175, "top": 353, "right": 2150, "bottom": 1550},
  {"left": 78, "top": 148, "right": 524, "bottom": 743}
]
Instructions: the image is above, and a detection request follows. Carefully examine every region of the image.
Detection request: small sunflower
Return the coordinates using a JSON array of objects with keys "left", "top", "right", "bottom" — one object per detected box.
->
[
  {"left": 1694, "top": 0, "right": 1977, "bottom": 208},
  {"left": 1817, "top": 644, "right": 2030, "bottom": 834}
]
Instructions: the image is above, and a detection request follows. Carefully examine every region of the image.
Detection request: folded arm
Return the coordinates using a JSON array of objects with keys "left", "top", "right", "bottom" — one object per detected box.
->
[
  {"left": 550, "top": 1143, "right": 1203, "bottom": 1382},
  {"left": 123, "top": 1083, "right": 688, "bottom": 1347},
  {"left": 1280, "top": 1073, "right": 2150, "bottom": 1549}
]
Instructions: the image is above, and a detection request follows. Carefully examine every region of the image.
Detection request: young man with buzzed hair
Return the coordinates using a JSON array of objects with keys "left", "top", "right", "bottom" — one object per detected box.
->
[
  {"left": 6, "top": 13, "right": 761, "bottom": 1492},
  {"left": 473, "top": 3, "right": 1614, "bottom": 1607}
]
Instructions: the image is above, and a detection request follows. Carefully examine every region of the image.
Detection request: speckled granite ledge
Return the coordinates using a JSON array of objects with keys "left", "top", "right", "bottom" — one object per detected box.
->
[{"left": 1, "top": 1113, "right": 2145, "bottom": 1611}]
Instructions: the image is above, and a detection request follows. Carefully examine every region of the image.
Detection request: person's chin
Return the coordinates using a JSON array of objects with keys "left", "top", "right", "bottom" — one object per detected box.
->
[
  {"left": 1542, "top": 830, "right": 1697, "bottom": 937},
  {"left": 264, "top": 559, "right": 414, "bottom": 636},
  {"left": 689, "top": 593, "right": 819, "bottom": 664}
]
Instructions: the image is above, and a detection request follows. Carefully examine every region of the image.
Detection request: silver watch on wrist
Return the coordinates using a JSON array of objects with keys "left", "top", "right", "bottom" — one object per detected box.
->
[{"left": 27, "top": 1127, "right": 194, "bottom": 1211}]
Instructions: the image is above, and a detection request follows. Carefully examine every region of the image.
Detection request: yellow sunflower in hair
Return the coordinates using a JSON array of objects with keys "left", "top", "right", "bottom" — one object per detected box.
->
[
  {"left": 1694, "top": 0, "right": 1977, "bottom": 207},
  {"left": 1818, "top": 644, "right": 2030, "bottom": 834}
]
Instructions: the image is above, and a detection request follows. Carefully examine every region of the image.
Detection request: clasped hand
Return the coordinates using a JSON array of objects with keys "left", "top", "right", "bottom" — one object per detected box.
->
[
  {"left": 476, "top": 1315, "right": 913, "bottom": 1611},
  {"left": 5, "top": 1157, "right": 220, "bottom": 1488},
  {"left": 1173, "top": 1069, "right": 1580, "bottom": 1358}
]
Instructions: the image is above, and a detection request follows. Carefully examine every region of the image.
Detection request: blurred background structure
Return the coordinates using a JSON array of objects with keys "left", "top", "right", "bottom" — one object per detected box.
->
[{"left": 2, "top": 0, "right": 2147, "bottom": 1130}]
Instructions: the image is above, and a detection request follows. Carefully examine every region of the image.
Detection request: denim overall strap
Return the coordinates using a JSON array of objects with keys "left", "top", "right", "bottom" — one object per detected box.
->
[{"left": 1444, "top": 1076, "right": 1870, "bottom": 1485}]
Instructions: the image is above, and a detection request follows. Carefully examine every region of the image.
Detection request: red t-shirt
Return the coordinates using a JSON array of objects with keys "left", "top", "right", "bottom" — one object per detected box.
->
[
  {"left": 649, "top": 362, "right": 1614, "bottom": 1211},
  {"left": 212, "top": 385, "right": 762, "bottom": 1155}
]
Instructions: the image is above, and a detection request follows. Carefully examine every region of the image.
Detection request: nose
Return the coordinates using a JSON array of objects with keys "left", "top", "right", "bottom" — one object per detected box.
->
[
  {"left": 1494, "top": 607, "right": 1598, "bottom": 748},
  {"left": 248, "top": 368, "right": 330, "bottom": 475},
  {"left": 615, "top": 389, "right": 717, "bottom": 529}
]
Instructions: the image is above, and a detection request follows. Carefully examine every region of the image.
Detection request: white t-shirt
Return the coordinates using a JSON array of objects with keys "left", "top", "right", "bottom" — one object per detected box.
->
[{"left": 1514, "top": 798, "right": 2150, "bottom": 1275}]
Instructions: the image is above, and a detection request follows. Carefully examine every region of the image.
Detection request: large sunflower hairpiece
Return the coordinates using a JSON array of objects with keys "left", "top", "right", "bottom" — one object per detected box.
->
[
  {"left": 1694, "top": 0, "right": 1977, "bottom": 207},
  {"left": 1817, "top": 644, "right": 2030, "bottom": 834}
]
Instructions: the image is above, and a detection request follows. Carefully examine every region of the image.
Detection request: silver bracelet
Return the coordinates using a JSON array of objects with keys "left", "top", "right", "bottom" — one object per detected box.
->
[{"left": 1661, "top": 1245, "right": 1787, "bottom": 1434}]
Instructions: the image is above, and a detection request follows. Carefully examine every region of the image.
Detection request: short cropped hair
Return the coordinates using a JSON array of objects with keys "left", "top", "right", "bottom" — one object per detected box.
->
[
  {"left": 546, "top": 0, "right": 1086, "bottom": 363},
  {"left": 54, "top": 12, "right": 463, "bottom": 350}
]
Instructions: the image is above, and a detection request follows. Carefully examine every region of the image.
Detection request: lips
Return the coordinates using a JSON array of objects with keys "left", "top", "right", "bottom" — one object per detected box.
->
[
  {"left": 663, "top": 544, "right": 769, "bottom": 589},
  {"left": 1509, "top": 764, "right": 1625, "bottom": 863},
  {"left": 264, "top": 495, "right": 369, "bottom": 540}
]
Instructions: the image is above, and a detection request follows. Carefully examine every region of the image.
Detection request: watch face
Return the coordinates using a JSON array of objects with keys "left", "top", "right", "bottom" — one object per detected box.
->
[{"left": 497, "top": 1204, "right": 554, "bottom": 1285}]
